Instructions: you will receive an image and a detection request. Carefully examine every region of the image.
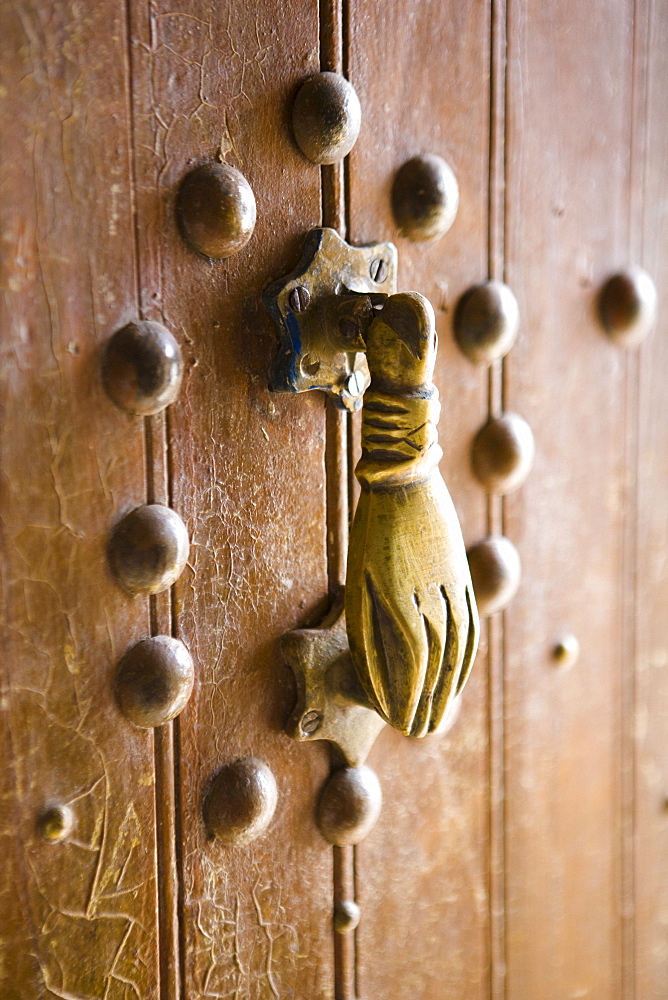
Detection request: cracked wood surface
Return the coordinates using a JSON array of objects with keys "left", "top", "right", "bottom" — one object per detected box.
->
[
  {"left": 2, "top": 2, "right": 668, "bottom": 999},
  {"left": 0, "top": 1, "right": 159, "bottom": 997},
  {"left": 126, "top": 2, "right": 334, "bottom": 998}
]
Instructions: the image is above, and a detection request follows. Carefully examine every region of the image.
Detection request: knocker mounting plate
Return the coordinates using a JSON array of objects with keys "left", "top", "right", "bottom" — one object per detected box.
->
[{"left": 263, "top": 227, "right": 397, "bottom": 410}]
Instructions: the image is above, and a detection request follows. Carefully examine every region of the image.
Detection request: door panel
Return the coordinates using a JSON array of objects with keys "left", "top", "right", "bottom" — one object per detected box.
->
[
  {"left": 347, "top": 2, "right": 490, "bottom": 997},
  {"left": 0, "top": 3, "right": 159, "bottom": 997},
  {"left": 1, "top": 2, "right": 667, "bottom": 999},
  {"left": 126, "top": 2, "right": 335, "bottom": 998},
  {"left": 503, "top": 2, "right": 634, "bottom": 996}
]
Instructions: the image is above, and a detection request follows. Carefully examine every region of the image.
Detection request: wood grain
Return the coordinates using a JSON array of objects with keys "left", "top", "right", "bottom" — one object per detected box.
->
[
  {"left": 127, "top": 2, "right": 335, "bottom": 997},
  {"left": 347, "top": 1, "right": 491, "bottom": 996},
  {"left": 0, "top": 1, "right": 159, "bottom": 997},
  {"left": 634, "top": 1, "right": 668, "bottom": 994},
  {"left": 503, "top": 2, "right": 634, "bottom": 996}
]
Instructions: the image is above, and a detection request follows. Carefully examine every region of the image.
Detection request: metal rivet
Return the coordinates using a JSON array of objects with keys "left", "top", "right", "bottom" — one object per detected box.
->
[
  {"left": 334, "top": 900, "right": 361, "bottom": 934},
  {"left": 177, "top": 162, "right": 256, "bottom": 259},
  {"left": 467, "top": 535, "right": 521, "bottom": 617},
  {"left": 598, "top": 267, "right": 657, "bottom": 348},
  {"left": 317, "top": 765, "right": 382, "bottom": 846},
  {"left": 102, "top": 321, "right": 183, "bottom": 416},
  {"left": 292, "top": 71, "right": 362, "bottom": 165},
  {"left": 391, "top": 154, "right": 459, "bottom": 242},
  {"left": 204, "top": 757, "right": 278, "bottom": 847},
  {"left": 552, "top": 635, "right": 580, "bottom": 670},
  {"left": 301, "top": 709, "right": 321, "bottom": 735},
  {"left": 471, "top": 413, "right": 535, "bottom": 495},
  {"left": 345, "top": 370, "right": 366, "bottom": 397},
  {"left": 116, "top": 636, "right": 194, "bottom": 728},
  {"left": 454, "top": 281, "right": 520, "bottom": 364},
  {"left": 108, "top": 504, "right": 189, "bottom": 596},
  {"left": 288, "top": 285, "right": 311, "bottom": 313},
  {"left": 369, "top": 257, "right": 389, "bottom": 284},
  {"left": 38, "top": 805, "right": 74, "bottom": 843}
]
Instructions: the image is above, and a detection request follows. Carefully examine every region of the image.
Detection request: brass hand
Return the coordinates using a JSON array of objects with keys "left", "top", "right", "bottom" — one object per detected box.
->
[{"left": 345, "top": 292, "right": 479, "bottom": 737}]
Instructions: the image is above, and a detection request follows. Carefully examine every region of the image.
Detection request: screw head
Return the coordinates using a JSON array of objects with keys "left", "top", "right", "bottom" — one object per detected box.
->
[
  {"left": 288, "top": 285, "right": 311, "bottom": 313},
  {"left": 301, "top": 709, "right": 321, "bottom": 735},
  {"left": 345, "top": 370, "right": 366, "bottom": 397},
  {"left": 369, "top": 257, "right": 389, "bottom": 284}
]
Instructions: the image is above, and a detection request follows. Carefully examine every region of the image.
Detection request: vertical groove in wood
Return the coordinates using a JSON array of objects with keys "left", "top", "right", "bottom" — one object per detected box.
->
[
  {"left": 123, "top": 0, "right": 181, "bottom": 985},
  {"left": 320, "top": 4, "right": 357, "bottom": 998},
  {"left": 488, "top": 1, "right": 508, "bottom": 997}
]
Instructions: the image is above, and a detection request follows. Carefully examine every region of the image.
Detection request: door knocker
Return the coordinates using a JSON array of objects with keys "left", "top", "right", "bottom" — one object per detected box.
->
[{"left": 264, "top": 228, "right": 479, "bottom": 776}]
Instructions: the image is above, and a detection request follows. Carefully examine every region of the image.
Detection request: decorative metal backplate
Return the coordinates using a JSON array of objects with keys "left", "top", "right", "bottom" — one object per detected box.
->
[{"left": 263, "top": 227, "right": 397, "bottom": 410}]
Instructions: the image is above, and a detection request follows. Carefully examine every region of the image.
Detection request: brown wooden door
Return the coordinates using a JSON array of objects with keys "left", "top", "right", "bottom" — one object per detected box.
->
[{"left": 2, "top": 2, "right": 666, "bottom": 998}]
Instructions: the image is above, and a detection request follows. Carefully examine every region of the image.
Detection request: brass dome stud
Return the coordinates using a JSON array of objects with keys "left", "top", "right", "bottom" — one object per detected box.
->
[
  {"left": 598, "top": 267, "right": 657, "bottom": 348},
  {"left": 317, "top": 764, "right": 382, "bottom": 846},
  {"left": 334, "top": 900, "right": 361, "bottom": 934},
  {"left": 177, "top": 162, "right": 256, "bottom": 259},
  {"left": 204, "top": 757, "right": 278, "bottom": 847},
  {"left": 108, "top": 504, "right": 189, "bottom": 596},
  {"left": 102, "top": 320, "right": 183, "bottom": 416},
  {"left": 454, "top": 280, "right": 520, "bottom": 364},
  {"left": 552, "top": 635, "right": 580, "bottom": 670},
  {"left": 391, "top": 154, "right": 459, "bottom": 242},
  {"left": 467, "top": 535, "right": 521, "bottom": 617},
  {"left": 37, "top": 805, "right": 74, "bottom": 843},
  {"left": 471, "top": 413, "right": 535, "bottom": 495},
  {"left": 115, "top": 636, "right": 194, "bottom": 728},
  {"left": 292, "top": 72, "right": 362, "bottom": 165}
]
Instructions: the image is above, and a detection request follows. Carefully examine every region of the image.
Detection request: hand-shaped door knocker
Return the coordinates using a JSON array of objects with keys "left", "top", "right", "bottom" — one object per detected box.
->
[{"left": 264, "top": 229, "right": 479, "bottom": 775}]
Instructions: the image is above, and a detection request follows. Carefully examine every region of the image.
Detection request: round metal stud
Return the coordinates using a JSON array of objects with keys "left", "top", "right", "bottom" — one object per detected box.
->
[
  {"left": 204, "top": 757, "right": 278, "bottom": 847},
  {"left": 471, "top": 412, "right": 535, "bottom": 495},
  {"left": 467, "top": 535, "right": 521, "bottom": 617},
  {"left": 102, "top": 321, "right": 183, "bottom": 416},
  {"left": 177, "top": 162, "right": 256, "bottom": 259},
  {"left": 454, "top": 281, "right": 520, "bottom": 364},
  {"left": 108, "top": 504, "right": 189, "bottom": 596},
  {"left": 391, "top": 154, "right": 459, "bottom": 242},
  {"left": 115, "top": 636, "right": 194, "bottom": 728},
  {"left": 598, "top": 266, "right": 657, "bottom": 348},
  {"left": 292, "top": 72, "right": 362, "bottom": 165},
  {"left": 38, "top": 804, "right": 74, "bottom": 843},
  {"left": 552, "top": 634, "right": 580, "bottom": 670},
  {"left": 317, "top": 764, "right": 382, "bottom": 846},
  {"left": 334, "top": 900, "right": 361, "bottom": 934}
]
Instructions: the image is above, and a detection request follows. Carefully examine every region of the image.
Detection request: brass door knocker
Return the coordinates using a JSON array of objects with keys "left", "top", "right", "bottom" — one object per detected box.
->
[{"left": 264, "top": 228, "right": 479, "bottom": 770}]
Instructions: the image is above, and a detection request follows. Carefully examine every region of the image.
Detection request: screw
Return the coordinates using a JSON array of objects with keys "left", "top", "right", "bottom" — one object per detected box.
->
[
  {"left": 346, "top": 370, "right": 366, "bottom": 397},
  {"left": 288, "top": 285, "right": 311, "bottom": 312},
  {"left": 369, "top": 257, "right": 388, "bottom": 284},
  {"left": 301, "top": 710, "right": 321, "bottom": 735}
]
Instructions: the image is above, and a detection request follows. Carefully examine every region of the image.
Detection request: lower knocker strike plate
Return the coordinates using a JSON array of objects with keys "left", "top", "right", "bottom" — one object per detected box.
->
[{"left": 263, "top": 227, "right": 397, "bottom": 411}]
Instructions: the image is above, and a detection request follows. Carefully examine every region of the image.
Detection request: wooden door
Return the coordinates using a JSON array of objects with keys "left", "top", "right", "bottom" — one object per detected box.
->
[{"left": 1, "top": 2, "right": 666, "bottom": 999}]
